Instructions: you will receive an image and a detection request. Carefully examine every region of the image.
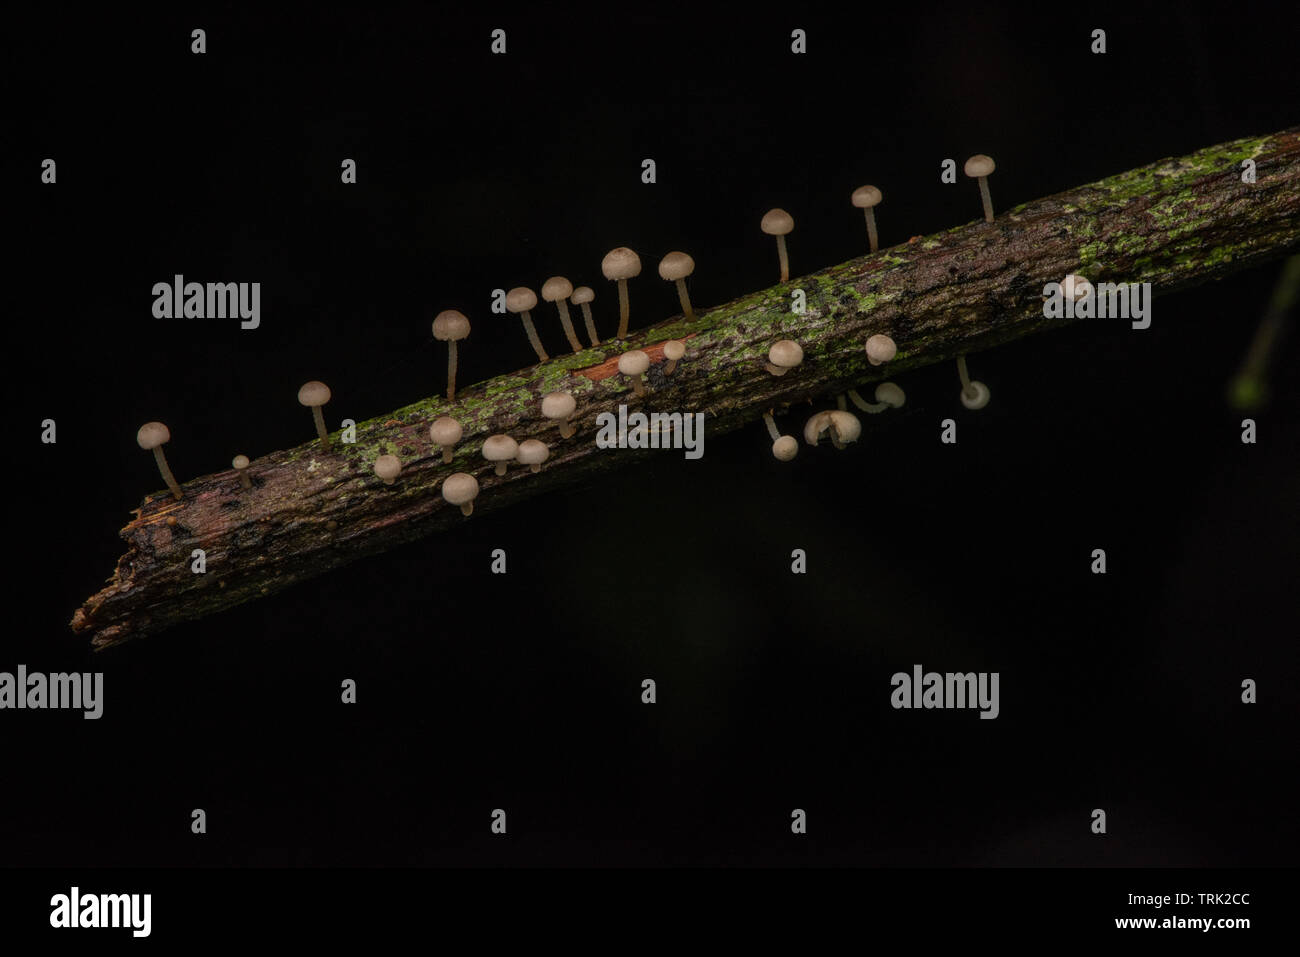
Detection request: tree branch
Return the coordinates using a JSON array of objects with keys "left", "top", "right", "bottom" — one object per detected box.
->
[{"left": 71, "top": 127, "right": 1300, "bottom": 650}]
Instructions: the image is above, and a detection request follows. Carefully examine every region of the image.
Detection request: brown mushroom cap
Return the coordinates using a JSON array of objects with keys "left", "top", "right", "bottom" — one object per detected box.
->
[
  {"left": 768, "top": 339, "right": 804, "bottom": 370},
  {"left": 571, "top": 286, "right": 595, "bottom": 305},
  {"left": 541, "top": 276, "right": 574, "bottom": 302},
  {"left": 601, "top": 247, "right": 642, "bottom": 281},
  {"left": 658, "top": 251, "right": 695, "bottom": 281},
  {"left": 964, "top": 154, "right": 996, "bottom": 177},
  {"left": 505, "top": 287, "right": 538, "bottom": 313},
  {"left": 297, "top": 381, "right": 331, "bottom": 407},
  {"left": 772, "top": 435, "right": 799, "bottom": 462},
  {"left": 482, "top": 434, "right": 519, "bottom": 464},
  {"left": 828, "top": 410, "right": 862, "bottom": 444},
  {"left": 618, "top": 350, "right": 651, "bottom": 376},
  {"left": 865, "top": 333, "right": 897, "bottom": 365},
  {"left": 429, "top": 416, "right": 463, "bottom": 446},
  {"left": 232, "top": 454, "right": 250, "bottom": 470},
  {"left": 373, "top": 454, "right": 402, "bottom": 482},
  {"left": 516, "top": 439, "right": 549, "bottom": 467},
  {"left": 136, "top": 421, "right": 171, "bottom": 450},
  {"left": 760, "top": 208, "right": 795, "bottom": 236},
  {"left": 432, "top": 309, "right": 471, "bottom": 341},
  {"left": 851, "top": 185, "right": 882, "bottom": 208},
  {"left": 441, "top": 472, "right": 479, "bottom": 507},
  {"left": 662, "top": 340, "right": 686, "bottom": 361},
  {"left": 541, "top": 392, "right": 576, "bottom": 420}
]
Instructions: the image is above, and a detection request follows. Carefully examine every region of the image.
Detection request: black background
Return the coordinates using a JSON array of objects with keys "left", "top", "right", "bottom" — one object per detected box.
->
[{"left": 9, "top": 1, "right": 1299, "bottom": 879}]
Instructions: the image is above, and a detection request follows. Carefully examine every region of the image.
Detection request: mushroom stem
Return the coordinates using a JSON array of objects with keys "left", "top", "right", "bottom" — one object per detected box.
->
[
  {"left": 675, "top": 278, "right": 695, "bottom": 321},
  {"left": 442, "top": 447, "right": 454, "bottom": 465},
  {"left": 763, "top": 362, "right": 790, "bottom": 376},
  {"left": 977, "top": 176, "right": 994, "bottom": 223},
  {"left": 560, "top": 420, "right": 576, "bottom": 439},
  {"left": 836, "top": 394, "right": 847, "bottom": 411},
  {"left": 580, "top": 302, "right": 600, "bottom": 346},
  {"left": 763, "top": 412, "right": 781, "bottom": 442},
  {"left": 556, "top": 299, "right": 583, "bottom": 352},
  {"left": 494, "top": 462, "right": 507, "bottom": 476},
  {"left": 665, "top": 357, "right": 680, "bottom": 375},
  {"left": 460, "top": 501, "right": 474, "bottom": 517},
  {"left": 957, "top": 355, "right": 976, "bottom": 398},
  {"left": 847, "top": 389, "right": 888, "bottom": 413},
  {"left": 239, "top": 473, "right": 252, "bottom": 490},
  {"left": 521, "top": 312, "right": 548, "bottom": 362},
  {"left": 153, "top": 447, "right": 182, "bottom": 500},
  {"left": 775, "top": 234, "right": 790, "bottom": 282},
  {"left": 311, "top": 407, "right": 330, "bottom": 448},
  {"left": 447, "top": 340, "right": 459, "bottom": 401},
  {"left": 629, "top": 375, "right": 645, "bottom": 397},
  {"left": 864, "top": 208, "right": 879, "bottom": 253},
  {"left": 616, "top": 279, "right": 630, "bottom": 338}
]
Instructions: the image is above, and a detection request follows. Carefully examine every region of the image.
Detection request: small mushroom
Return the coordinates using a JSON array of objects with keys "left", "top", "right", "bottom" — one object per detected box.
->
[
  {"left": 430, "top": 416, "right": 463, "bottom": 464},
  {"left": 662, "top": 339, "right": 686, "bottom": 375},
  {"left": 137, "top": 421, "right": 182, "bottom": 500},
  {"left": 373, "top": 454, "right": 402, "bottom": 486},
  {"left": 542, "top": 391, "right": 577, "bottom": 438},
  {"left": 298, "top": 381, "right": 332, "bottom": 448},
  {"left": 432, "top": 309, "right": 471, "bottom": 401},
  {"left": 482, "top": 434, "right": 519, "bottom": 476},
  {"left": 804, "top": 410, "right": 861, "bottom": 449},
  {"left": 516, "top": 439, "right": 550, "bottom": 473},
  {"left": 618, "top": 349, "right": 651, "bottom": 396},
  {"left": 572, "top": 285, "right": 600, "bottom": 346},
  {"left": 764, "top": 339, "right": 804, "bottom": 376},
  {"left": 658, "top": 251, "right": 697, "bottom": 320},
  {"left": 760, "top": 208, "right": 795, "bottom": 282},
  {"left": 865, "top": 333, "right": 897, "bottom": 366},
  {"left": 847, "top": 382, "right": 906, "bottom": 413},
  {"left": 1062, "top": 273, "right": 1093, "bottom": 303},
  {"left": 601, "top": 247, "right": 642, "bottom": 339},
  {"left": 542, "top": 276, "right": 583, "bottom": 353},
  {"left": 963, "top": 154, "right": 996, "bottom": 223},
  {"left": 957, "top": 356, "right": 991, "bottom": 410},
  {"left": 506, "top": 286, "right": 548, "bottom": 362},
  {"left": 851, "top": 185, "right": 883, "bottom": 253},
  {"left": 232, "top": 454, "right": 252, "bottom": 489},
  {"left": 763, "top": 411, "right": 797, "bottom": 462},
  {"left": 442, "top": 472, "right": 479, "bottom": 517}
]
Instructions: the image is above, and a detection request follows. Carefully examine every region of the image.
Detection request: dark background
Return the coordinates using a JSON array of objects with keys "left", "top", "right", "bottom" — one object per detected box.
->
[{"left": 8, "top": 3, "right": 1298, "bottom": 868}]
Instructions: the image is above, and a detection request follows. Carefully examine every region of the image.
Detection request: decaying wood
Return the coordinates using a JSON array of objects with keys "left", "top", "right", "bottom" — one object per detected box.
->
[{"left": 72, "top": 127, "right": 1300, "bottom": 650}]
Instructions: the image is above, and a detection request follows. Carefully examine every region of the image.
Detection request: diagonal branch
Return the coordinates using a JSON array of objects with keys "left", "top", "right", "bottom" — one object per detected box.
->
[{"left": 71, "top": 127, "right": 1300, "bottom": 650}]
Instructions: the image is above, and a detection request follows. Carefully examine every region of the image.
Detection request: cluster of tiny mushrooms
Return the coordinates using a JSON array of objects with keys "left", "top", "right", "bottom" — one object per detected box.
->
[{"left": 136, "top": 156, "right": 1003, "bottom": 515}]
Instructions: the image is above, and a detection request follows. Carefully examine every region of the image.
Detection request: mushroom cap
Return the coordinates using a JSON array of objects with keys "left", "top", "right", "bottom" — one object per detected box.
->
[
  {"left": 136, "top": 421, "right": 171, "bottom": 450},
  {"left": 1062, "top": 273, "right": 1093, "bottom": 301},
  {"left": 373, "top": 454, "right": 402, "bottom": 481},
  {"left": 441, "top": 472, "right": 479, "bottom": 507},
  {"left": 601, "top": 247, "right": 642, "bottom": 281},
  {"left": 760, "top": 208, "right": 795, "bottom": 235},
  {"left": 516, "top": 439, "right": 550, "bottom": 466},
  {"left": 772, "top": 435, "right": 799, "bottom": 461},
  {"left": 432, "top": 309, "right": 471, "bottom": 341},
  {"left": 803, "top": 411, "right": 834, "bottom": 445},
  {"left": 232, "top": 454, "right": 250, "bottom": 470},
  {"left": 430, "top": 416, "right": 463, "bottom": 446},
  {"left": 768, "top": 339, "right": 804, "bottom": 369},
  {"left": 541, "top": 391, "right": 576, "bottom": 420},
  {"left": 541, "top": 276, "right": 574, "bottom": 302},
  {"left": 961, "top": 381, "right": 992, "bottom": 410},
  {"left": 851, "top": 185, "right": 882, "bottom": 208},
  {"left": 571, "top": 285, "right": 595, "bottom": 305},
  {"left": 618, "top": 350, "right": 651, "bottom": 376},
  {"left": 874, "top": 382, "right": 906, "bottom": 408},
  {"left": 482, "top": 434, "right": 519, "bottom": 462},
  {"left": 658, "top": 251, "right": 695, "bottom": 281},
  {"left": 865, "top": 333, "right": 897, "bottom": 364},
  {"left": 964, "top": 154, "right": 996, "bottom": 177},
  {"left": 828, "top": 410, "right": 862, "bottom": 445},
  {"left": 662, "top": 339, "right": 686, "bottom": 361},
  {"left": 504, "top": 287, "right": 538, "bottom": 313},
  {"left": 298, "top": 380, "right": 331, "bottom": 407}
]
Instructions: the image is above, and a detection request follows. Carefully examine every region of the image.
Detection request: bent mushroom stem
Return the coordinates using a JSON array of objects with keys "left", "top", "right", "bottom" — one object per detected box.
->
[
  {"left": 763, "top": 412, "right": 781, "bottom": 442},
  {"left": 580, "top": 301, "right": 599, "bottom": 346},
  {"left": 521, "top": 312, "right": 547, "bottom": 362},
  {"left": 557, "top": 300, "right": 582, "bottom": 352},
  {"left": 957, "top": 355, "right": 976, "bottom": 399},
  {"left": 847, "top": 389, "right": 886, "bottom": 413}
]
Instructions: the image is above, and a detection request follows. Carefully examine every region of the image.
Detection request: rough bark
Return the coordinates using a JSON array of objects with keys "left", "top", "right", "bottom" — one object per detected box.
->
[{"left": 72, "top": 127, "right": 1300, "bottom": 650}]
